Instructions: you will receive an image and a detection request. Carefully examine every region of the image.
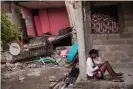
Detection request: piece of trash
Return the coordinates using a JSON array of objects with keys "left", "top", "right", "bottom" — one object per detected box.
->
[
  {"left": 19, "top": 76, "right": 25, "bottom": 83},
  {"left": 60, "top": 48, "right": 70, "bottom": 58},
  {"left": 49, "top": 76, "right": 56, "bottom": 82},
  {"left": 36, "top": 57, "right": 57, "bottom": 64},
  {"left": 67, "top": 43, "right": 78, "bottom": 62},
  {"left": 40, "top": 57, "right": 45, "bottom": 65}
]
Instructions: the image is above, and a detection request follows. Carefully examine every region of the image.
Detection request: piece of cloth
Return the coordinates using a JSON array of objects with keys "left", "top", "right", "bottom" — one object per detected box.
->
[
  {"left": 93, "top": 70, "right": 103, "bottom": 79},
  {"left": 86, "top": 57, "right": 102, "bottom": 76},
  {"left": 48, "top": 37, "right": 56, "bottom": 42},
  {"left": 60, "top": 48, "right": 70, "bottom": 58},
  {"left": 67, "top": 43, "right": 78, "bottom": 62}
]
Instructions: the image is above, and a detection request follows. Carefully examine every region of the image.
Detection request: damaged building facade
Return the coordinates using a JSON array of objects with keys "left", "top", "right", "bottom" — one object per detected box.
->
[
  {"left": 65, "top": 1, "right": 133, "bottom": 88},
  {"left": 4, "top": 1, "right": 75, "bottom": 62}
]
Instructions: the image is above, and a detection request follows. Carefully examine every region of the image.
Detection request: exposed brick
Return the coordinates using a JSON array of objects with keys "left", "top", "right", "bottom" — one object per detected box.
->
[{"left": 120, "top": 57, "right": 132, "bottom": 62}]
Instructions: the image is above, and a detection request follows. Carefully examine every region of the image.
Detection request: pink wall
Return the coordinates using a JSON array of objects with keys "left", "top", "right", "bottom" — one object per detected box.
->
[
  {"left": 22, "top": 7, "right": 70, "bottom": 36},
  {"left": 39, "top": 9, "right": 51, "bottom": 34},
  {"left": 34, "top": 16, "right": 43, "bottom": 36},
  {"left": 48, "top": 7, "right": 70, "bottom": 35},
  {"left": 22, "top": 7, "right": 35, "bottom": 37}
]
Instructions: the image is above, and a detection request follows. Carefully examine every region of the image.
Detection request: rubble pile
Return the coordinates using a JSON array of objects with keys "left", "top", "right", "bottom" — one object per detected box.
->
[
  {"left": 1, "top": 45, "right": 73, "bottom": 73},
  {"left": 1, "top": 27, "right": 76, "bottom": 89}
]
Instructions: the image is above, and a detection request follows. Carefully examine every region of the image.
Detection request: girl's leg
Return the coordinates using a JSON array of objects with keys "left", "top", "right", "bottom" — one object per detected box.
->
[
  {"left": 99, "top": 61, "right": 124, "bottom": 82},
  {"left": 100, "top": 61, "right": 118, "bottom": 77}
]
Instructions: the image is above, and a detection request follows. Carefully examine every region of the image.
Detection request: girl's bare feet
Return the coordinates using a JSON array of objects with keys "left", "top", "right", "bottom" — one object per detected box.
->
[
  {"left": 116, "top": 72, "right": 123, "bottom": 76},
  {"left": 111, "top": 76, "right": 124, "bottom": 82}
]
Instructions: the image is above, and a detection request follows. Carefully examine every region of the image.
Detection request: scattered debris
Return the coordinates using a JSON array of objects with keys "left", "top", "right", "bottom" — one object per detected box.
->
[
  {"left": 49, "top": 75, "right": 66, "bottom": 89},
  {"left": 49, "top": 76, "right": 56, "bottom": 82},
  {"left": 19, "top": 76, "right": 25, "bottom": 83},
  {"left": 11, "top": 36, "right": 53, "bottom": 63},
  {"left": 27, "top": 70, "right": 41, "bottom": 77},
  {"left": 60, "top": 48, "right": 70, "bottom": 58},
  {"left": 36, "top": 57, "right": 57, "bottom": 65}
]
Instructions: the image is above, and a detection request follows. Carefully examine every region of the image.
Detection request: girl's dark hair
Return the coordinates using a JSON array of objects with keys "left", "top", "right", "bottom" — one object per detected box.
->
[{"left": 89, "top": 49, "right": 99, "bottom": 55}]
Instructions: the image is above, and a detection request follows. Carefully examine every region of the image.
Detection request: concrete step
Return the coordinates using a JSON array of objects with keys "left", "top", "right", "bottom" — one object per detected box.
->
[
  {"left": 75, "top": 68, "right": 133, "bottom": 89},
  {"left": 75, "top": 80, "right": 133, "bottom": 89}
]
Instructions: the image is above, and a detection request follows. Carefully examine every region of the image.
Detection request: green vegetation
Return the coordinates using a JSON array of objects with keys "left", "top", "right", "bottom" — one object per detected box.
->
[{"left": 1, "top": 11, "right": 20, "bottom": 46}]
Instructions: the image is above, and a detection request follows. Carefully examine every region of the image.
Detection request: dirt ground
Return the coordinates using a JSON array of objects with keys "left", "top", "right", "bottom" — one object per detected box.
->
[{"left": 1, "top": 65, "right": 71, "bottom": 89}]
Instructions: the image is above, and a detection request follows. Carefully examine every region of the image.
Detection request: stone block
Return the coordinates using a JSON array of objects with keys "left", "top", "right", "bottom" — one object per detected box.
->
[
  {"left": 106, "top": 56, "right": 120, "bottom": 63},
  {"left": 107, "top": 34, "right": 120, "bottom": 39},
  {"left": 126, "top": 27, "right": 133, "bottom": 33},
  {"left": 91, "top": 34, "right": 98, "bottom": 40},
  {"left": 108, "top": 45, "right": 120, "bottom": 51},
  {"left": 111, "top": 63, "right": 125, "bottom": 68},
  {"left": 99, "top": 52, "right": 104, "bottom": 57},
  {"left": 120, "top": 57, "right": 132, "bottom": 63},
  {"left": 125, "top": 20, "right": 133, "bottom": 26},
  {"left": 126, "top": 40, "right": 133, "bottom": 44},
  {"left": 93, "top": 40, "right": 103, "bottom": 45},
  {"left": 113, "top": 51, "right": 126, "bottom": 57},
  {"left": 97, "top": 45, "right": 107, "bottom": 51},
  {"left": 125, "top": 50, "right": 133, "bottom": 57},
  {"left": 97, "top": 34, "right": 108, "bottom": 40},
  {"left": 124, "top": 14, "right": 133, "bottom": 21},
  {"left": 126, "top": 62, "right": 133, "bottom": 68},
  {"left": 120, "top": 33, "right": 132, "bottom": 38},
  {"left": 100, "top": 56, "right": 108, "bottom": 62},
  {"left": 119, "top": 45, "right": 133, "bottom": 51},
  {"left": 103, "top": 52, "right": 114, "bottom": 57},
  {"left": 103, "top": 39, "right": 125, "bottom": 45}
]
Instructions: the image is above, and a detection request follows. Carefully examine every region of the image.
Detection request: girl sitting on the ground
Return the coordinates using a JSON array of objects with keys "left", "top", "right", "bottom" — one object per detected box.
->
[{"left": 86, "top": 49, "right": 123, "bottom": 82}]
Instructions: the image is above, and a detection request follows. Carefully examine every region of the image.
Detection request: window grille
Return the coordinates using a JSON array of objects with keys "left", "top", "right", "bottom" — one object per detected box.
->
[{"left": 91, "top": 5, "right": 119, "bottom": 34}]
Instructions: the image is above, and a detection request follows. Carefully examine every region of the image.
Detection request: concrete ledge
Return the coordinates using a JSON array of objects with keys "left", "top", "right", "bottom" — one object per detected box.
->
[{"left": 74, "top": 80, "right": 133, "bottom": 89}]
